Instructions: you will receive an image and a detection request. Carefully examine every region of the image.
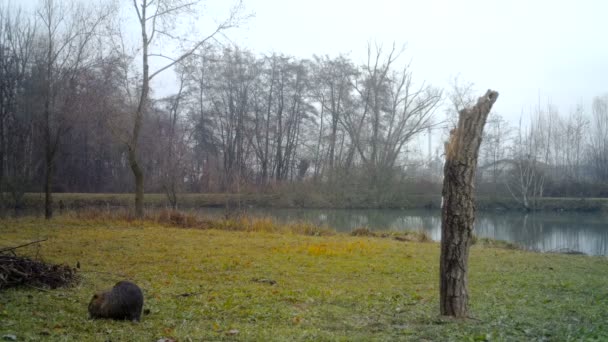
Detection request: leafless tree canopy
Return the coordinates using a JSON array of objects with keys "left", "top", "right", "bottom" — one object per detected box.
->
[{"left": 0, "top": 1, "right": 607, "bottom": 212}]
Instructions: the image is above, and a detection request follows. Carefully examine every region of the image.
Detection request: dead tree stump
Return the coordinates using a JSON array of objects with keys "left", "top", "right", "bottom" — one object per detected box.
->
[{"left": 440, "top": 89, "right": 499, "bottom": 317}]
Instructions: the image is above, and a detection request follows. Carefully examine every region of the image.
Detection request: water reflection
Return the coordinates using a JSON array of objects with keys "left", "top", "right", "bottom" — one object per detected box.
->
[{"left": 200, "top": 208, "right": 608, "bottom": 256}]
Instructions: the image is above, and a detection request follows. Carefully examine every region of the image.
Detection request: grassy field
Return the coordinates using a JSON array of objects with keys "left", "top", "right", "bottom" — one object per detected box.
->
[
  {"left": 14, "top": 192, "right": 608, "bottom": 212},
  {"left": 1, "top": 213, "right": 607, "bottom": 341}
]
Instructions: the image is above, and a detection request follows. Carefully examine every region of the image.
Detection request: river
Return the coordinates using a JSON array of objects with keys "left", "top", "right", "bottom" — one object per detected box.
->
[{"left": 199, "top": 207, "right": 608, "bottom": 256}]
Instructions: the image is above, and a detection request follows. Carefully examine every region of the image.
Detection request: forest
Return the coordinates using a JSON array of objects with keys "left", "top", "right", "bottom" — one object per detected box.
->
[{"left": 1, "top": 0, "right": 607, "bottom": 215}]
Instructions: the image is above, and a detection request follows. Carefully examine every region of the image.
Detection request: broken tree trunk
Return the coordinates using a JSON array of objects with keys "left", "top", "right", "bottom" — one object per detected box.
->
[{"left": 440, "top": 89, "right": 499, "bottom": 317}]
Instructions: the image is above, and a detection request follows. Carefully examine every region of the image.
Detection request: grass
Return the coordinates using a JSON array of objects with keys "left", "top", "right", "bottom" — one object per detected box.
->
[
  {"left": 13, "top": 192, "right": 608, "bottom": 212},
  {"left": 18, "top": 192, "right": 279, "bottom": 210},
  {"left": 1, "top": 213, "right": 607, "bottom": 341}
]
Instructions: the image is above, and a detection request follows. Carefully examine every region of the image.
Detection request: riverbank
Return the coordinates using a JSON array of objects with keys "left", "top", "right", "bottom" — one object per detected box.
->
[
  {"left": 1, "top": 213, "right": 606, "bottom": 340},
  {"left": 11, "top": 192, "right": 608, "bottom": 212}
]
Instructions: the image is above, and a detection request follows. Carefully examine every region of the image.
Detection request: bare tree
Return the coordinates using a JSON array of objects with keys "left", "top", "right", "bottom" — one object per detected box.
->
[
  {"left": 180, "top": 50, "right": 218, "bottom": 192},
  {"left": 440, "top": 89, "right": 499, "bottom": 318},
  {"left": 127, "top": 0, "right": 245, "bottom": 217},
  {"left": 0, "top": 4, "right": 37, "bottom": 208},
  {"left": 444, "top": 76, "right": 479, "bottom": 159},
  {"left": 446, "top": 76, "right": 476, "bottom": 128},
  {"left": 536, "top": 103, "right": 589, "bottom": 185},
  {"left": 563, "top": 104, "right": 588, "bottom": 182},
  {"left": 478, "top": 113, "right": 511, "bottom": 191},
  {"left": 343, "top": 43, "right": 441, "bottom": 202},
  {"left": 589, "top": 95, "right": 608, "bottom": 182},
  {"left": 203, "top": 48, "right": 258, "bottom": 190},
  {"left": 251, "top": 54, "right": 278, "bottom": 185},
  {"left": 36, "top": 0, "right": 111, "bottom": 219},
  {"left": 505, "top": 111, "right": 548, "bottom": 210},
  {"left": 311, "top": 55, "right": 357, "bottom": 180},
  {"left": 160, "top": 68, "right": 187, "bottom": 208}
]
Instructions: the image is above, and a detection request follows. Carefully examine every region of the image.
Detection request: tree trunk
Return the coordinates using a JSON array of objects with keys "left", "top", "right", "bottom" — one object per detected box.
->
[
  {"left": 0, "top": 117, "right": 5, "bottom": 208},
  {"left": 44, "top": 154, "right": 53, "bottom": 219},
  {"left": 440, "top": 89, "right": 499, "bottom": 317},
  {"left": 128, "top": 146, "right": 144, "bottom": 218},
  {"left": 130, "top": 1, "right": 149, "bottom": 219},
  {"left": 44, "top": 17, "right": 54, "bottom": 220}
]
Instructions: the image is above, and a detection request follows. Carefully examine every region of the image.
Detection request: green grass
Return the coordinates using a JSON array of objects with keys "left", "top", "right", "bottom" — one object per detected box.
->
[{"left": 1, "top": 214, "right": 607, "bottom": 341}]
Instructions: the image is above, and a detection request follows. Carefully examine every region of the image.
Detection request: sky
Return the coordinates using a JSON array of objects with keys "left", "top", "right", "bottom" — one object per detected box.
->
[
  {"left": 227, "top": 0, "right": 608, "bottom": 122},
  {"left": 9, "top": 0, "right": 608, "bottom": 125},
  {"left": 201, "top": 0, "right": 608, "bottom": 156}
]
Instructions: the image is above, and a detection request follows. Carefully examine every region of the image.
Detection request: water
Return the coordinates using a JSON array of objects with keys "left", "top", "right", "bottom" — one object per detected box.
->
[{"left": 199, "top": 207, "right": 608, "bottom": 256}]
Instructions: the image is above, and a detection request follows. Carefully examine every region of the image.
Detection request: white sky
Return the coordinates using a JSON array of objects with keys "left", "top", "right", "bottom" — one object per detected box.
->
[
  {"left": 228, "top": 0, "right": 608, "bottom": 122},
  {"left": 209, "top": 0, "right": 608, "bottom": 157},
  {"left": 9, "top": 0, "right": 608, "bottom": 124}
]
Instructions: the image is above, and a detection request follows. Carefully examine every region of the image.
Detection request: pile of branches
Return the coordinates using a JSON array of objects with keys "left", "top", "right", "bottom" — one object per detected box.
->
[{"left": 0, "top": 239, "right": 78, "bottom": 290}]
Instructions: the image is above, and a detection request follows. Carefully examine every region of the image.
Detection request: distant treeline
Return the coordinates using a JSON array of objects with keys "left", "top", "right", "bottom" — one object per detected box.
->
[{"left": 1, "top": 2, "right": 607, "bottom": 211}]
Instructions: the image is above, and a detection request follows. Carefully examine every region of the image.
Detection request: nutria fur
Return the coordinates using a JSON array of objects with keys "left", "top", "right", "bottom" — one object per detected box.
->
[{"left": 88, "top": 281, "right": 143, "bottom": 322}]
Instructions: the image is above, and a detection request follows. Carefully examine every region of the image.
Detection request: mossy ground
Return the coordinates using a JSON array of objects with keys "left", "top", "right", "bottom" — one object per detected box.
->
[{"left": 1, "top": 215, "right": 607, "bottom": 341}]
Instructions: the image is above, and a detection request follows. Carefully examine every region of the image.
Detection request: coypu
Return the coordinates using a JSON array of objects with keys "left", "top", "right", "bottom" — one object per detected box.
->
[{"left": 88, "top": 281, "right": 144, "bottom": 322}]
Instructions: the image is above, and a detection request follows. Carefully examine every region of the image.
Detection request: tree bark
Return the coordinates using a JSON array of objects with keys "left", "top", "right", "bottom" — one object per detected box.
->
[
  {"left": 43, "top": 9, "right": 54, "bottom": 220},
  {"left": 440, "top": 89, "right": 499, "bottom": 317},
  {"left": 44, "top": 151, "right": 54, "bottom": 219},
  {"left": 130, "top": 0, "right": 149, "bottom": 219},
  {"left": 128, "top": 146, "right": 144, "bottom": 218}
]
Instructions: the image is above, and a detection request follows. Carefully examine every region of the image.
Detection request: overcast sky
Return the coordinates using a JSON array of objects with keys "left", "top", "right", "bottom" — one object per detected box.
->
[
  {"left": 226, "top": 0, "right": 608, "bottom": 122},
  {"left": 10, "top": 0, "right": 608, "bottom": 124}
]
